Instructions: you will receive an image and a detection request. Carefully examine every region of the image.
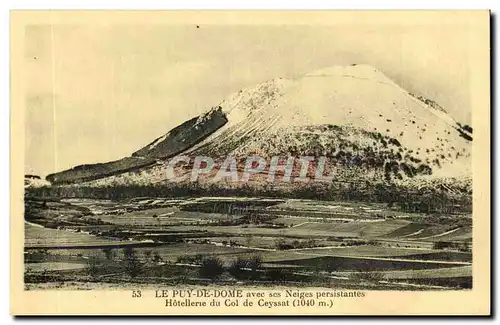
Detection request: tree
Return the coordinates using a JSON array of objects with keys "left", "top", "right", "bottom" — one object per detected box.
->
[
  {"left": 228, "top": 255, "right": 262, "bottom": 280},
  {"left": 245, "top": 234, "right": 253, "bottom": 248},
  {"left": 86, "top": 255, "right": 101, "bottom": 278},
  {"left": 102, "top": 248, "right": 115, "bottom": 261},
  {"left": 152, "top": 252, "right": 163, "bottom": 264},
  {"left": 143, "top": 249, "right": 153, "bottom": 262},
  {"left": 199, "top": 257, "right": 225, "bottom": 280},
  {"left": 123, "top": 247, "right": 142, "bottom": 278},
  {"left": 433, "top": 241, "right": 449, "bottom": 250},
  {"left": 123, "top": 246, "right": 135, "bottom": 259},
  {"left": 248, "top": 255, "right": 262, "bottom": 279}
]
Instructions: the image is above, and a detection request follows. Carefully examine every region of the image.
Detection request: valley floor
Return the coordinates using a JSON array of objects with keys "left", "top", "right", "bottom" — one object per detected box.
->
[{"left": 23, "top": 196, "right": 472, "bottom": 291}]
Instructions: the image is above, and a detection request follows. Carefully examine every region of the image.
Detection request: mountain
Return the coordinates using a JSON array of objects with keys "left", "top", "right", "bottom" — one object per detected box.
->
[
  {"left": 46, "top": 106, "right": 228, "bottom": 184},
  {"left": 46, "top": 64, "right": 471, "bottom": 194}
]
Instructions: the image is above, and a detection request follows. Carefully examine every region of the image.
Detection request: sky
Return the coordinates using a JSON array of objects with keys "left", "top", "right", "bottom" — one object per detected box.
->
[{"left": 24, "top": 23, "right": 472, "bottom": 177}]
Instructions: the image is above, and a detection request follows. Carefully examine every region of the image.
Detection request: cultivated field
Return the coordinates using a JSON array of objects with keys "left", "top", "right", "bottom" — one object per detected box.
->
[{"left": 24, "top": 196, "right": 472, "bottom": 290}]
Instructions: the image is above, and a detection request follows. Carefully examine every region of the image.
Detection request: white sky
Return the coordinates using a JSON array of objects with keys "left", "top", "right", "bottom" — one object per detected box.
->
[{"left": 25, "top": 23, "right": 472, "bottom": 177}]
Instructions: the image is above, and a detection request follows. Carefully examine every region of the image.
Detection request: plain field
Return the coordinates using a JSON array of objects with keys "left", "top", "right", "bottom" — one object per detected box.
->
[{"left": 24, "top": 197, "right": 473, "bottom": 289}]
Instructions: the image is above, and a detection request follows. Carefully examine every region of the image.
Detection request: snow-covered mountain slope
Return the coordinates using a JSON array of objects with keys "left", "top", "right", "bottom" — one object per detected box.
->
[
  {"left": 190, "top": 65, "right": 469, "bottom": 164},
  {"left": 48, "top": 64, "right": 472, "bottom": 189}
]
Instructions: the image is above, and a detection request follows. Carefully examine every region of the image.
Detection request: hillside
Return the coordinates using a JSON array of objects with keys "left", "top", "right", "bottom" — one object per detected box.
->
[
  {"left": 45, "top": 64, "right": 472, "bottom": 195},
  {"left": 46, "top": 106, "right": 227, "bottom": 184}
]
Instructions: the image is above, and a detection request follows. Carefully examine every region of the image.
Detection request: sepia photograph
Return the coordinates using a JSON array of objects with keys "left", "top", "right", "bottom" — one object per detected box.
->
[{"left": 10, "top": 10, "right": 490, "bottom": 315}]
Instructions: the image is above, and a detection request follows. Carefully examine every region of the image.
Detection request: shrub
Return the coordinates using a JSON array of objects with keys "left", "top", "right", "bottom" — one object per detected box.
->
[
  {"left": 433, "top": 241, "right": 470, "bottom": 252},
  {"left": 25, "top": 249, "right": 50, "bottom": 263},
  {"left": 458, "top": 243, "right": 471, "bottom": 252},
  {"left": 274, "top": 237, "right": 286, "bottom": 250},
  {"left": 193, "top": 254, "right": 205, "bottom": 264},
  {"left": 248, "top": 255, "right": 262, "bottom": 279},
  {"left": 199, "top": 257, "right": 225, "bottom": 280},
  {"left": 176, "top": 254, "right": 204, "bottom": 265},
  {"left": 176, "top": 255, "right": 190, "bottom": 264},
  {"left": 433, "top": 241, "right": 451, "bottom": 250},
  {"left": 265, "top": 268, "right": 289, "bottom": 282},
  {"left": 228, "top": 257, "right": 249, "bottom": 279},
  {"left": 123, "top": 246, "right": 135, "bottom": 260}
]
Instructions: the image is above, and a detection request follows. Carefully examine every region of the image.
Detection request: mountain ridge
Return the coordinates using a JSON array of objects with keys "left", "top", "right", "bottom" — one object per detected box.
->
[{"left": 46, "top": 64, "right": 472, "bottom": 191}]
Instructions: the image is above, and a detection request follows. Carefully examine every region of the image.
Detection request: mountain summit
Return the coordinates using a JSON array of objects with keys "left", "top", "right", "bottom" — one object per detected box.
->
[{"left": 47, "top": 64, "right": 472, "bottom": 191}]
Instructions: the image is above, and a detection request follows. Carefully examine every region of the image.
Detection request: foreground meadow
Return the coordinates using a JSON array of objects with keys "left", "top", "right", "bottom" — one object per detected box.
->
[{"left": 24, "top": 196, "right": 472, "bottom": 290}]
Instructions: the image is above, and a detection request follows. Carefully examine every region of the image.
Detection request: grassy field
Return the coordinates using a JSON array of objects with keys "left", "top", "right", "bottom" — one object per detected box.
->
[
  {"left": 158, "top": 222, "right": 413, "bottom": 239},
  {"left": 26, "top": 261, "right": 87, "bottom": 272},
  {"left": 291, "top": 246, "right": 438, "bottom": 257},
  {"left": 267, "top": 255, "right": 465, "bottom": 271},
  {"left": 25, "top": 222, "right": 129, "bottom": 248},
  {"left": 389, "top": 251, "right": 472, "bottom": 262},
  {"left": 334, "top": 265, "right": 472, "bottom": 280},
  {"left": 278, "top": 219, "right": 410, "bottom": 236},
  {"left": 93, "top": 209, "right": 243, "bottom": 227},
  {"left": 31, "top": 243, "right": 254, "bottom": 263},
  {"left": 24, "top": 196, "right": 473, "bottom": 290}
]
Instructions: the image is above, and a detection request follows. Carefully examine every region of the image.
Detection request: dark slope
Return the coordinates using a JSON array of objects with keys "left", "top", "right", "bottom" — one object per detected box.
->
[{"left": 47, "top": 107, "right": 227, "bottom": 184}]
